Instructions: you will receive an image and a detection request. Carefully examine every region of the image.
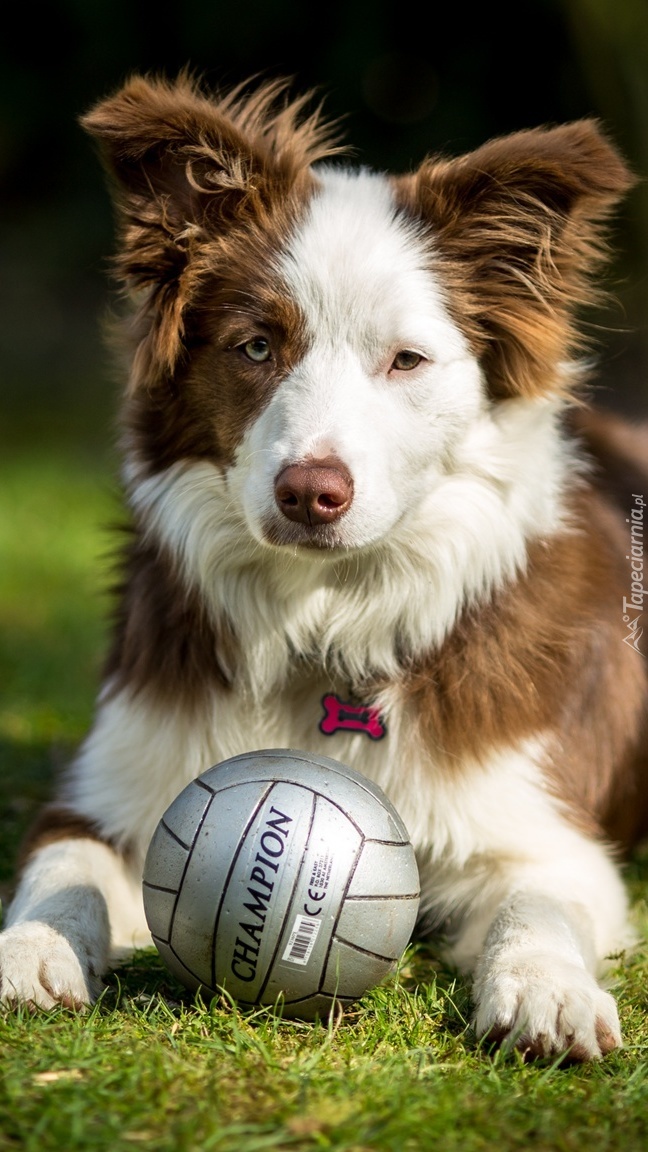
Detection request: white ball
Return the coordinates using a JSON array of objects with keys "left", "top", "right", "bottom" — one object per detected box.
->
[{"left": 143, "top": 749, "right": 420, "bottom": 1019}]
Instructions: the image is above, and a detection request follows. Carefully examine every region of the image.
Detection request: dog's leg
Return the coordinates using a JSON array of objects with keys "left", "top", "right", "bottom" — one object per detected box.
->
[
  {"left": 468, "top": 890, "right": 624, "bottom": 1060},
  {"left": 0, "top": 832, "right": 147, "bottom": 1009},
  {"left": 442, "top": 844, "right": 629, "bottom": 1060}
]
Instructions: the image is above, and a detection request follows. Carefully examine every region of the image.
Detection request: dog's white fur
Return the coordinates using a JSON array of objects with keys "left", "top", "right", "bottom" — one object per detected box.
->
[{"left": 0, "top": 87, "right": 641, "bottom": 1060}]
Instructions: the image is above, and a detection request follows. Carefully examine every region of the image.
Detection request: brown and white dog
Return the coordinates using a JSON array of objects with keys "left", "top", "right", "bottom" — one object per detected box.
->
[{"left": 2, "top": 73, "right": 648, "bottom": 1061}]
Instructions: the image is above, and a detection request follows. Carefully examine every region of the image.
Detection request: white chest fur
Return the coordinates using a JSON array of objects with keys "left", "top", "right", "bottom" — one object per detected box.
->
[{"left": 69, "top": 673, "right": 560, "bottom": 873}]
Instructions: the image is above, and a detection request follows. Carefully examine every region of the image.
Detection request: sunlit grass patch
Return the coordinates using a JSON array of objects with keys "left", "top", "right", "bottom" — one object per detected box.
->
[
  {"left": 0, "top": 450, "right": 118, "bottom": 744},
  {"left": 3, "top": 945, "right": 648, "bottom": 1152}
]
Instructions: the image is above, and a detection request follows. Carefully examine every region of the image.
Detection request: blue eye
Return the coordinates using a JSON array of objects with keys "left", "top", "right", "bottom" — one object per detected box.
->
[
  {"left": 242, "top": 338, "right": 271, "bottom": 363},
  {"left": 392, "top": 350, "right": 423, "bottom": 371}
]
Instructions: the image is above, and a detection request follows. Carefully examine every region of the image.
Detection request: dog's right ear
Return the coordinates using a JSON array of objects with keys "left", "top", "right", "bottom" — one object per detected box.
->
[
  {"left": 81, "top": 72, "right": 337, "bottom": 379},
  {"left": 397, "top": 120, "right": 635, "bottom": 400}
]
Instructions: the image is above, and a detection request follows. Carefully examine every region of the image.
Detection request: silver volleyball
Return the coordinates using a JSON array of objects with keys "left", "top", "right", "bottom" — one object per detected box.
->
[{"left": 142, "top": 748, "right": 421, "bottom": 1019}]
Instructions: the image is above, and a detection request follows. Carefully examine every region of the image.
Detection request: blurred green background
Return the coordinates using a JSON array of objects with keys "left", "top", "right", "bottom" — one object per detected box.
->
[{"left": 1, "top": 0, "right": 648, "bottom": 451}]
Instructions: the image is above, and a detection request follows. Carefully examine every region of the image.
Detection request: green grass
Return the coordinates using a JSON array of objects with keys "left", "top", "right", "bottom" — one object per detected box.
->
[
  {"left": 1, "top": 447, "right": 648, "bottom": 1151},
  {"left": 0, "top": 448, "right": 118, "bottom": 883}
]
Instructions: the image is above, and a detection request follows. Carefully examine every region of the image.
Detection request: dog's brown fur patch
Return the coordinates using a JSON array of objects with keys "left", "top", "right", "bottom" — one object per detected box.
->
[
  {"left": 19, "top": 805, "right": 107, "bottom": 866},
  {"left": 404, "top": 482, "right": 648, "bottom": 846},
  {"left": 102, "top": 531, "right": 237, "bottom": 703}
]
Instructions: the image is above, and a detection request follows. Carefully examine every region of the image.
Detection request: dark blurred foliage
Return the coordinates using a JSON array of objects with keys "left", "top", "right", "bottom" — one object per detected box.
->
[{"left": 1, "top": 0, "right": 647, "bottom": 449}]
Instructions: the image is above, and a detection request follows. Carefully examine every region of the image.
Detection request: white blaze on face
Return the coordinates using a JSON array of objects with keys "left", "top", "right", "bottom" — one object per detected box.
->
[{"left": 229, "top": 167, "right": 484, "bottom": 549}]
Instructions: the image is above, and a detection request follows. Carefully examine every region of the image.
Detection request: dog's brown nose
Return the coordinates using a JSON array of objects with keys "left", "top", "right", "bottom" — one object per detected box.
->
[{"left": 274, "top": 457, "right": 354, "bottom": 525}]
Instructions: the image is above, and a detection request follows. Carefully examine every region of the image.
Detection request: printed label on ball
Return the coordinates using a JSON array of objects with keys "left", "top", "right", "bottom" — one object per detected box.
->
[
  {"left": 282, "top": 914, "right": 322, "bottom": 965},
  {"left": 262, "top": 798, "right": 362, "bottom": 1004},
  {"left": 305, "top": 849, "right": 332, "bottom": 912}
]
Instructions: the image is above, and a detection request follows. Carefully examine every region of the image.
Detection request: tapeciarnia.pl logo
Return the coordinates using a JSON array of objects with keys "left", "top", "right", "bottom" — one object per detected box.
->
[{"left": 623, "top": 494, "right": 645, "bottom": 654}]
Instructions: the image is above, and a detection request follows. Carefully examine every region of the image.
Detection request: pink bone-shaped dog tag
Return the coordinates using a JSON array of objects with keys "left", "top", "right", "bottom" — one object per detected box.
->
[{"left": 319, "top": 694, "right": 387, "bottom": 740}]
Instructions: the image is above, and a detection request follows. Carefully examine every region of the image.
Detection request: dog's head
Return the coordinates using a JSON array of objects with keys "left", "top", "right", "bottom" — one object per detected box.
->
[{"left": 83, "top": 74, "right": 633, "bottom": 556}]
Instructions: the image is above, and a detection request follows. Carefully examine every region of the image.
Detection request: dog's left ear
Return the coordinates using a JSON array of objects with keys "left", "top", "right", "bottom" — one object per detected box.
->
[{"left": 397, "top": 121, "right": 636, "bottom": 398}]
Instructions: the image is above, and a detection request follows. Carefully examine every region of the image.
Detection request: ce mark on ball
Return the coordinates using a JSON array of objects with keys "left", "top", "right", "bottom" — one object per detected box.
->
[{"left": 303, "top": 887, "right": 326, "bottom": 916}]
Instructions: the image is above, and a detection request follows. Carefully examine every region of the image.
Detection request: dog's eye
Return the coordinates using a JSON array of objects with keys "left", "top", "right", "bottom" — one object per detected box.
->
[
  {"left": 392, "top": 350, "right": 423, "bottom": 371},
  {"left": 242, "top": 338, "right": 272, "bottom": 363}
]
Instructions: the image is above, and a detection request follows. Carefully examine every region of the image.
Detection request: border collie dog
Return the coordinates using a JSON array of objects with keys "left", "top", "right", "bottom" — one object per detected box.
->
[{"left": 2, "top": 74, "right": 647, "bottom": 1061}]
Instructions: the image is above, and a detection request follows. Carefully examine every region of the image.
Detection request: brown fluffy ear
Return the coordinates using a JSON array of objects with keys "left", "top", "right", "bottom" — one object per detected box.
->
[
  {"left": 81, "top": 72, "right": 339, "bottom": 381},
  {"left": 396, "top": 120, "right": 635, "bottom": 399}
]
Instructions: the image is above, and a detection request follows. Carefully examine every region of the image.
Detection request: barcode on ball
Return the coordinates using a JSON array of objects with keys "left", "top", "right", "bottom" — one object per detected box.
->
[{"left": 281, "top": 914, "right": 322, "bottom": 965}]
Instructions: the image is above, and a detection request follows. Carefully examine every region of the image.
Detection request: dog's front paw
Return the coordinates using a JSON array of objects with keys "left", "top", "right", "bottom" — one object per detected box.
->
[
  {"left": 0, "top": 923, "right": 100, "bottom": 1010},
  {"left": 472, "top": 953, "right": 622, "bottom": 1061}
]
